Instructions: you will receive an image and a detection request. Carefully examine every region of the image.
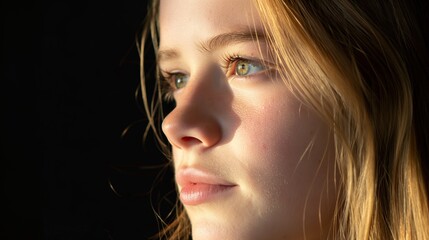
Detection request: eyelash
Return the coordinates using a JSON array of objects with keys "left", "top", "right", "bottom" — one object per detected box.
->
[
  {"left": 160, "top": 53, "right": 267, "bottom": 101},
  {"left": 160, "top": 71, "right": 180, "bottom": 102},
  {"left": 220, "top": 53, "right": 242, "bottom": 73}
]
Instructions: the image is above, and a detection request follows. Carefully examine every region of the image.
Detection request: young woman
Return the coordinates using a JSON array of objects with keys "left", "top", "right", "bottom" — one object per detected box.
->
[{"left": 140, "top": 0, "right": 429, "bottom": 239}]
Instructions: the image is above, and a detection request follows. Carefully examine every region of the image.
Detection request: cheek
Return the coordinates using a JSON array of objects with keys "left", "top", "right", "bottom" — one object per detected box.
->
[
  {"left": 233, "top": 91, "right": 333, "bottom": 202},
  {"left": 235, "top": 94, "right": 313, "bottom": 171}
]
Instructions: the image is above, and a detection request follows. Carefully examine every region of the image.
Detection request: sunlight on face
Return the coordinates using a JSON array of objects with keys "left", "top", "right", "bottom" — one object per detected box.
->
[{"left": 159, "top": 0, "right": 337, "bottom": 239}]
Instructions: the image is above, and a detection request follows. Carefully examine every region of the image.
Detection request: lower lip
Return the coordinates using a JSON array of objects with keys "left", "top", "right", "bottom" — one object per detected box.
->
[{"left": 179, "top": 183, "right": 236, "bottom": 205}]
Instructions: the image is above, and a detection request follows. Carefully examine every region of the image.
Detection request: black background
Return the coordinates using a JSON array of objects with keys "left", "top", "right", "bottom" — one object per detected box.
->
[
  {"left": 2, "top": 0, "right": 175, "bottom": 239},
  {"left": 2, "top": 1, "right": 429, "bottom": 240}
]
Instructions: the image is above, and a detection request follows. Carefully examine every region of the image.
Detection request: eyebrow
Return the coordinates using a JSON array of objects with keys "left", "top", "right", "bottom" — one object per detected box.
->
[{"left": 157, "top": 30, "right": 266, "bottom": 62}]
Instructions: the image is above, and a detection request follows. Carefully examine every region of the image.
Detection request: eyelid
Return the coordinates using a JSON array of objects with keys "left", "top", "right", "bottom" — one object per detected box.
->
[
  {"left": 223, "top": 55, "right": 276, "bottom": 77},
  {"left": 158, "top": 55, "right": 276, "bottom": 100},
  {"left": 159, "top": 69, "right": 190, "bottom": 101},
  {"left": 160, "top": 69, "right": 189, "bottom": 82}
]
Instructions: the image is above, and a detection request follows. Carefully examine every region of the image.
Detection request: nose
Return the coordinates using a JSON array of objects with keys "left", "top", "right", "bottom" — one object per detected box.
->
[{"left": 161, "top": 75, "right": 223, "bottom": 150}]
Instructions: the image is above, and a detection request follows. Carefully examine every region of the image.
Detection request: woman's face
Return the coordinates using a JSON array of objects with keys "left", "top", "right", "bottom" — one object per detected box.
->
[{"left": 159, "top": 0, "right": 337, "bottom": 239}]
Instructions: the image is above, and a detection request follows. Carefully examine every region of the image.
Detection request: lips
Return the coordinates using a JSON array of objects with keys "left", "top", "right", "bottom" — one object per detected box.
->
[{"left": 176, "top": 168, "right": 237, "bottom": 205}]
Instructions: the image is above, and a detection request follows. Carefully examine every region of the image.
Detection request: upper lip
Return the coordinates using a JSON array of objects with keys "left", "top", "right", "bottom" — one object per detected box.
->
[{"left": 176, "top": 167, "right": 236, "bottom": 187}]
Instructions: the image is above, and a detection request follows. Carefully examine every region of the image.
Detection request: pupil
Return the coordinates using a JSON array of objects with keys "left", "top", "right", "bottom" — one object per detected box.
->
[
  {"left": 175, "top": 75, "right": 186, "bottom": 88},
  {"left": 237, "top": 62, "right": 249, "bottom": 75}
]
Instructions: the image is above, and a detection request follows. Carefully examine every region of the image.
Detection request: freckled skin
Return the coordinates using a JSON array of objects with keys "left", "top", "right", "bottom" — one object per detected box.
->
[{"left": 159, "top": 0, "right": 338, "bottom": 239}]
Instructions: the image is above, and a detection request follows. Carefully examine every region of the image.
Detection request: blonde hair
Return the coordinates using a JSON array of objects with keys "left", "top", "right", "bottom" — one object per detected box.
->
[{"left": 140, "top": 0, "right": 429, "bottom": 239}]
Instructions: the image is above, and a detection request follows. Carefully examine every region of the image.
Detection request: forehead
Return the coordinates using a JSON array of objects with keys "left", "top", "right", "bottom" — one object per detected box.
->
[{"left": 158, "top": 0, "right": 264, "bottom": 48}]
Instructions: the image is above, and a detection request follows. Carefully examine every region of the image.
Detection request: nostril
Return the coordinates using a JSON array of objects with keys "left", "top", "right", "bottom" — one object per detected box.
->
[
  {"left": 181, "top": 136, "right": 202, "bottom": 143},
  {"left": 163, "top": 107, "right": 222, "bottom": 148},
  {"left": 182, "top": 137, "right": 193, "bottom": 142}
]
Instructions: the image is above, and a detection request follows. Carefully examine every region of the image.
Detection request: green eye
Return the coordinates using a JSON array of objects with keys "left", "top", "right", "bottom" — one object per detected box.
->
[
  {"left": 235, "top": 60, "right": 265, "bottom": 76},
  {"left": 173, "top": 73, "right": 189, "bottom": 89}
]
